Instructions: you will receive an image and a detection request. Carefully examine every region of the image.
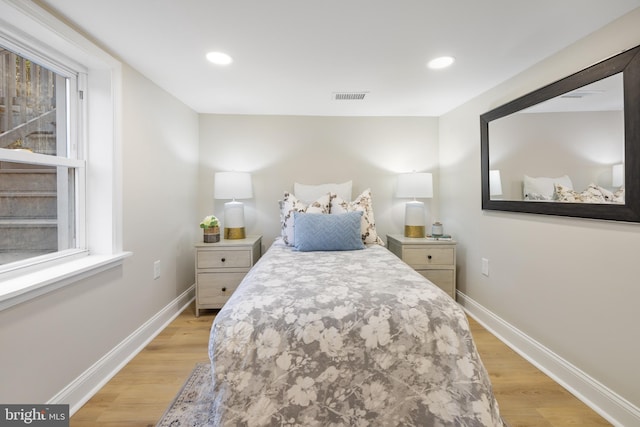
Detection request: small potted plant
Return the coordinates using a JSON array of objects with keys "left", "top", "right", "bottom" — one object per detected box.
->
[{"left": 200, "top": 215, "right": 220, "bottom": 243}]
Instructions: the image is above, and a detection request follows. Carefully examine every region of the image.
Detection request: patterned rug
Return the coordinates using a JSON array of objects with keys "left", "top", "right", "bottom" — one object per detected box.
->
[
  {"left": 157, "top": 362, "right": 511, "bottom": 427},
  {"left": 156, "top": 362, "right": 214, "bottom": 426}
]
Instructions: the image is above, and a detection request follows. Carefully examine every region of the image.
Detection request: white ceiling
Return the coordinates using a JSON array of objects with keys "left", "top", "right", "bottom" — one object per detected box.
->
[{"left": 37, "top": 0, "right": 640, "bottom": 117}]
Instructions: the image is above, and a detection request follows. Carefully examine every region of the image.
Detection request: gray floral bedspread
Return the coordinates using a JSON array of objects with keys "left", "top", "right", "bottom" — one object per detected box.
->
[{"left": 208, "top": 240, "right": 503, "bottom": 426}]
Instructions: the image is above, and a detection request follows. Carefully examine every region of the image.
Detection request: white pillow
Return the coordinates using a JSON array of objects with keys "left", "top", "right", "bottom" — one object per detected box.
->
[
  {"left": 523, "top": 175, "right": 573, "bottom": 200},
  {"left": 294, "top": 181, "right": 352, "bottom": 204}
]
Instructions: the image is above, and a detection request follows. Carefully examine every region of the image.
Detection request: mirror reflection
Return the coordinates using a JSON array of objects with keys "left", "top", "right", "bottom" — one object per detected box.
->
[{"left": 488, "top": 73, "right": 625, "bottom": 204}]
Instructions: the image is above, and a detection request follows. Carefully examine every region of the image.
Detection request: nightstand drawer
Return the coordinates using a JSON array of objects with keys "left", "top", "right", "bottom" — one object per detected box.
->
[
  {"left": 404, "top": 247, "right": 454, "bottom": 267},
  {"left": 197, "top": 272, "right": 245, "bottom": 293},
  {"left": 419, "top": 270, "right": 454, "bottom": 298},
  {"left": 197, "top": 250, "right": 251, "bottom": 269}
]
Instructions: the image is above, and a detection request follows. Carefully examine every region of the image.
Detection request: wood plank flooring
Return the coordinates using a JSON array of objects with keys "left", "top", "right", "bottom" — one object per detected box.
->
[
  {"left": 467, "top": 317, "right": 610, "bottom": 427},
  {"left": 70, "top": 302, "right": 611, "bottom": 426}
]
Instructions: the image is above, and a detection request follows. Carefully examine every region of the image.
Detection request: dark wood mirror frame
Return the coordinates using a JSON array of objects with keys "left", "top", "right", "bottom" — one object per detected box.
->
[{"left": 480, "top": 45, "right": 640, "bottom": 222}]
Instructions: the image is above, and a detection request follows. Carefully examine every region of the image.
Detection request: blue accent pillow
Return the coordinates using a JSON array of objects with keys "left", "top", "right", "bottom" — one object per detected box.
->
[{"left": 293, "top": 211, "right": 365, "bottom": 252}]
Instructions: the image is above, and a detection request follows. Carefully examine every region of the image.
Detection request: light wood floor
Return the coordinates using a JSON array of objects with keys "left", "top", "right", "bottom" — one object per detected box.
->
[{"left": 70, "top": 302, "right": 611, "bottom": 426}]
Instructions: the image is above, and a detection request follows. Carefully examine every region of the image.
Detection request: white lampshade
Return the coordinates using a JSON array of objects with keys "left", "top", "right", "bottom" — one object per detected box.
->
[
  {"left": 489, "top": 170, "right": 503, "bottom": 197},
  {"left": 397, "top": 172, "right": 433, "bottom": 238},
  {"left": 612, "top": 163, "right": 624, "bottom": 188},
  {"left": 396, "top": 172, "right": 433, "bottom": 199},
  {"left": 214, "top": 172, "right": 253, "bottom": 239},
  {"left": 214, "top": 172, "right": 253, "bottom": 200}
]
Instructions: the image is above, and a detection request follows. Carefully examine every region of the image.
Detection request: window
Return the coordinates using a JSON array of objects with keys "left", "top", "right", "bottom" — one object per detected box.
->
[
  {"left": 0, "top": 0, "right": 128, "bottom": 311},
  {"left": 0, "top": 44, "right": 85, "bottom": 271}
]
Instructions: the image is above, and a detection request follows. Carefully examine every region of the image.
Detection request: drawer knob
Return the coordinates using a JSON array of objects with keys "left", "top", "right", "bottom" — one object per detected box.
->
[
  {"left": 221, "top": 287, "right": 227, "bottom": 292},
  {"left": 221, "top": 257, "right": 226, "bottom": 262},
  {"left": 427, "top": 255, "right": 432, "bottom": 260}
]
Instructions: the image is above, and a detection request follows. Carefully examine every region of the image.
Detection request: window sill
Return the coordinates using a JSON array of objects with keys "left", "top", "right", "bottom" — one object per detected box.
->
[{"left": 0, "top": 252, "right": 132, "bottom": 312}]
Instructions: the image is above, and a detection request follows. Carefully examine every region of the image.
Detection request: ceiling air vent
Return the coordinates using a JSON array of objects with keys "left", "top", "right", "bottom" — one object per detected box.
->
[
  {"left": 333, "top": 91, "right": 368, "bottom": 100},
  {"left": 560, "top": 89, "right": 604, "bottom": 99}
]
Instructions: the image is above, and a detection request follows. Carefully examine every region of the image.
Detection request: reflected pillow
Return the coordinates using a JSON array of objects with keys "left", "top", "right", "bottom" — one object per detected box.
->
[
  {"left": 293, "top": 211, "right": 365, "bottom": 252},
  {"left": 554, "top": 183, "right": 605, "bottom": 203},
  {"left": 553, "top": 183, "right": 625, "bottom": 204},
  {"left": 524, "top": 175, "right": 573, "bottom": 200}
]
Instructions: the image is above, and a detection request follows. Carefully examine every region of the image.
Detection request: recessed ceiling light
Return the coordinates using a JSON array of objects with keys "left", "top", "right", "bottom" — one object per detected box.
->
[
  {"left": 427, "top": 56, "right": 455, "bottom": 69},
  {"left": 206, "top": 51, "right": 233, "bottom": 65}
]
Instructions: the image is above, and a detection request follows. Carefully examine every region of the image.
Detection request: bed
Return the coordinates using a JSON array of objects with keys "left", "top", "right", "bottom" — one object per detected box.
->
[{"left": 207, "top": 187, "right": 504, "bottom": 426}]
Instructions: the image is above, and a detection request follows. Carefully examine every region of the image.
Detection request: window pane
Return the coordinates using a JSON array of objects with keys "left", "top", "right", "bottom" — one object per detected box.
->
[
  {"left": 0, "top": 43, "right": 77, "bottom": 269},
  {"left": 0, "top": 47, "right": 67, "bottom": 156},
  {"left": 0, "top": 161, "right": 76, "bottom": 266}
]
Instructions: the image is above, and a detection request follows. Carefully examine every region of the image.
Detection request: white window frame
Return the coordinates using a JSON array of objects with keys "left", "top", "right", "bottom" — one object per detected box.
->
[
  {"left": 0, "top": 0, "right": 130, "bottom": 311},
  {"left": 0, "top": 35, "right": 86, "bottom": 273}
]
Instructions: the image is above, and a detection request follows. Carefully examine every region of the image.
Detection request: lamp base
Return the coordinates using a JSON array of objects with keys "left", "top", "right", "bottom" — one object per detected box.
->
[
  {"left": 224, "top": 227, "right": 246, "bottom": 239},
  {"left": 404, "top": 225, "right": 425, "bottom": 238}
]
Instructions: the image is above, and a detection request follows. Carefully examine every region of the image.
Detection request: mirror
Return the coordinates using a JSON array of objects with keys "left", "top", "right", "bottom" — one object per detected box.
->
[{"left": 481, "top": 45, "right": 640, "bottom": 222}]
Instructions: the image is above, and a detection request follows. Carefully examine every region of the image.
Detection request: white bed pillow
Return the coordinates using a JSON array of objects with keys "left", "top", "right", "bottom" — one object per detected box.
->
[
  {"left": 523, "top": 175, "right": 573, "bottom": 200},
  {"left": 280, "top": 192, "right": 331, "bottom": 246},
  {"left": 330, "top": 188, "right": 384, "bottom": 246},
  {"left": 294, "top": 181, "right": 352, "bottom": 204}
]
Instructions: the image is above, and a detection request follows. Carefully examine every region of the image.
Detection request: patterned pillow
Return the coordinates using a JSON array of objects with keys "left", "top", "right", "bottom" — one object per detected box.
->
[
  {"left": 330, "top": 188, "right": 384, "bottom": 246},
  {"left": 280, "top": 192, "right": 331, "bottom": 246},
  {"left": 553, "top": 183, "right": 606, "bottom": 203},
  {"left": 293, "top": 211, "right": 365, "bottom": 252},
  {"left": 592, "top": 185, "right": 625, "bottom": 204},
  {"left": 524, "top": 192, "right": 550, "bottom": 201}
]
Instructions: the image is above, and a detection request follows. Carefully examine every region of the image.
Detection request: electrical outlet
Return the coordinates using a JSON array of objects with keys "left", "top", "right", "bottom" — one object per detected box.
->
[
  {"left": 481, "top": 258, "right": 489, "bottom": 276},
  {"left": 153, "top": 260, "right": 161, "bottom": 279}
]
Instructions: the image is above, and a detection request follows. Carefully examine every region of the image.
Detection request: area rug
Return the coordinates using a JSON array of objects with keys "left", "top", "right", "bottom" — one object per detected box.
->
[
  {"left": 157, "top": 362, "right": 511, "bottom": 426},
  {"left": 156, "top": 362, "right": 214, "bottom": 426}
]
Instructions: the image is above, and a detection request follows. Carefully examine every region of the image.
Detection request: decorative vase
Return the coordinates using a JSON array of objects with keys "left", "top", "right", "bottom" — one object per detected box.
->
[{"left": 203, "top": 226, "right": 220, "bottom": 243}]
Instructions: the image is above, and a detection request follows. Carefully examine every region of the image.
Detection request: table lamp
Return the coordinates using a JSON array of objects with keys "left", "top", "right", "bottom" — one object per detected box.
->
[
  {"left": 489, "top": 170, "right": 503, "bottom": 199},
  {"left": 396, "top": 172, "right": 433, "bottom": 238},
  {"left": 214, "top": 172, "right": 253, "bottom": 239},
  {"left": 612, "top": 164, "right": 624, "bottom": 188}
]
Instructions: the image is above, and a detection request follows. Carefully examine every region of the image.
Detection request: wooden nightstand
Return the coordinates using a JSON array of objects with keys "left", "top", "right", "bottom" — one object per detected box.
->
[
  {"left": 387, "top": 234, "right": 457, "bottom": 300},
  {"left": 194, "top": 235, "right": 262, "bottom": 316}
]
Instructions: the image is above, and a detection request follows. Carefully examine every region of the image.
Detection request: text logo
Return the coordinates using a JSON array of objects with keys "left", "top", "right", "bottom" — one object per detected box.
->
[{"left": 0, "top": 405, "right": 69, "bottom": 426}]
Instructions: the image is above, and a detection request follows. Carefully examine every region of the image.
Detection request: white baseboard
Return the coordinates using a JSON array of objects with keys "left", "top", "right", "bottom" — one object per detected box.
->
[
  {"left": 457, "top": 292, "right": 640, "bottom": 427},
  {"left": 48, "top": 284, "right": 196, "bottom": 415}
]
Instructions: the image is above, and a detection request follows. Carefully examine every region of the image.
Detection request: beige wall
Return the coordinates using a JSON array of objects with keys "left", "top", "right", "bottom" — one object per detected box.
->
[
  {"left": 0, "top": 65, "right": 199, "bottom": 403},
  {"left": 120, "top": 64, "right": 199, "bottom": 324},
  {"left": 198, "top": 115, "right": 440, "bottom": 248},
  {"left": 439, "top": 8, "right": 640, "bottom": 416}
]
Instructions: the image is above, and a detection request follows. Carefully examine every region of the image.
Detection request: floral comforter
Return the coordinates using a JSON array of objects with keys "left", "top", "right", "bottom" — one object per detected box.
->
[{"left": 208, "top": 240, "right": 503, "bottom": 426}]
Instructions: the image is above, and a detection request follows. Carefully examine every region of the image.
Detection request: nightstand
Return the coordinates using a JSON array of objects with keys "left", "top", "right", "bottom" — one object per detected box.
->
[
  {"left": 387, "top": 234, "right": 457, "bottom": 300},
  {"left": 194, "top": 235, "right": 262, "bottom": 316}
]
